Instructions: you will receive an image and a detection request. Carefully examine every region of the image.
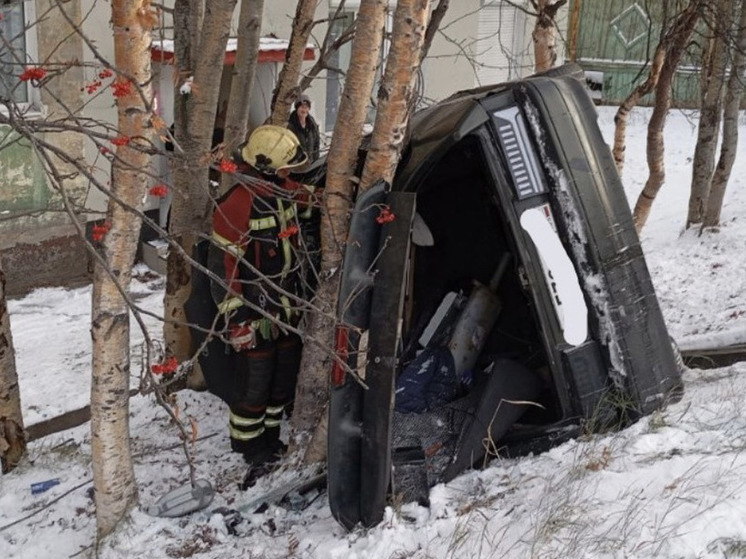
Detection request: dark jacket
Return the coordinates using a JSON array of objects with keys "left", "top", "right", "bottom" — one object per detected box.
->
[
  {"left": 287, "top": 111, "right": 320, "bottom": 162},
  {"left": 208, "top": 171, "right": 311, "bottom": 325}
]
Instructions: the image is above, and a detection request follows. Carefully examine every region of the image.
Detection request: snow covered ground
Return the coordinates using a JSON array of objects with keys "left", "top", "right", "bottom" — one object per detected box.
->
[{"left": 1, "top": 106, "right": 745, "bottom": 559}]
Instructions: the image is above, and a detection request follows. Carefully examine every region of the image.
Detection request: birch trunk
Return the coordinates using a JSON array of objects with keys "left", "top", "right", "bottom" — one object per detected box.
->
[
  {"left": 532, "top": 0, "right": 568, "bottom": 72},
  {"left": 164, "top": 0, "right": 237, "bottom": 387},
  {"left": 704, "top": 0, "right": 746, "bottom": 227},
  {"left": 92, "top": 0, "right": 154, "bottom": 538},
  {"left": 290, "top": 0, "right": 388, "bottom": 455},
  {"left": 269, "top": 0, "right": 317, "bottom": 125},
  {"left": 613, "top": 47, "right": 665, "bottom": 174},
  {"left": 632, "top": 0, "right": 702, "bottom": 232},
  {"left": 686, "top": 0, "right": 731, "bottom": 228},
  {"left": 297, "top": 0, "right": 433, "bottom": 465},
  {"left": 219, "top": 0, "right": 264, "bottom": 194},
  {"left": 0, "top": 263, "right": 25, "bottom": 474},
  {"left": 360, "top": 0, "right": 430, "bottom": 190},
  {"left": 420, "top": 0, "right": 450, "bottom": 63}
]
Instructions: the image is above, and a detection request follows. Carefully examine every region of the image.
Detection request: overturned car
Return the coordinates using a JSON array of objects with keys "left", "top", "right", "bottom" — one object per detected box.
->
[{"left": 325, "top": 64, "right": 683, "bottom": 530}]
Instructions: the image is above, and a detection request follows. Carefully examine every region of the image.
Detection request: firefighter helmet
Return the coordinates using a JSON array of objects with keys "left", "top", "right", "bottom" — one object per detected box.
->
[{"left": 240, "top": 125, "right": 308, "bottom": 175}]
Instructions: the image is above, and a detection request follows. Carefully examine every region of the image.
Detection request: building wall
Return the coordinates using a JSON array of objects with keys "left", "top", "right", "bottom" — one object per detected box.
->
[
  {"left": 79, "top": 0, "right": 119, "bottom": 216},
  {"left": 422, "top": 0, "right": 560, "bottom": 102},
  {"left": 421, "top": 0, "right": 482, "bottom": 102},
  {"left": 1, "top": 0, "right": 91, "bottom": 295}
]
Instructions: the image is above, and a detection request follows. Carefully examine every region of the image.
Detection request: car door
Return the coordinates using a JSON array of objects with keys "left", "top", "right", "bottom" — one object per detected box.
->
[{"left": 328, "top": 183, "right": 416, "bottom": 530}]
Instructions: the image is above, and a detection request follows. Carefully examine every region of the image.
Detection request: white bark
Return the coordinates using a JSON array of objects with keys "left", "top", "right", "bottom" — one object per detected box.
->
[
  {"left": 704, "top": 0, "right": 746, "bottom": 227},
  {"left": 91, "top": 0, "right": 155, "bottom": 538}
]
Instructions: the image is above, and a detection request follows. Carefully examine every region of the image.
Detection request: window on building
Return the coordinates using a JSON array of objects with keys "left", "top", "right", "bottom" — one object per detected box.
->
[{"left": 1, "top": 0, "right": 40, "bottom": 110}]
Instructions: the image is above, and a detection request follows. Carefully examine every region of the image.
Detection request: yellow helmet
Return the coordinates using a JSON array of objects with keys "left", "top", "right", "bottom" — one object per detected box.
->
[{"left": 240, "top": 125, "right": 308, "bottom": 175}]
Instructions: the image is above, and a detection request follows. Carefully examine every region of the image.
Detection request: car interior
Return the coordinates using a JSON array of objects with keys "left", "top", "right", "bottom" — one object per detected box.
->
[{"left": 391, "top": 134, "right": 568, "bottom": 485}]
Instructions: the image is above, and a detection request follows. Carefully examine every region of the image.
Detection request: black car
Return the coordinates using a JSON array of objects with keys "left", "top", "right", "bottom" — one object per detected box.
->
[{"left": 326, "top": 64, "right": 683, "bottom": 531}]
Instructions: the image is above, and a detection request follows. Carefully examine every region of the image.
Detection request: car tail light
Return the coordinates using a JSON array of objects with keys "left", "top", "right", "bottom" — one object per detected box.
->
[{"left": 331, "top": 324, "right": 350, "bottom": 387}]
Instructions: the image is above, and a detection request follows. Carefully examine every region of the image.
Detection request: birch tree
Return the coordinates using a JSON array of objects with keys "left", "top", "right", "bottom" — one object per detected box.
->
[
  {"left": 269, "top": 0, "right": 318, "bottom": 126},
  {"left": 220, "top": 0, "right": 265, "bottom": 195},
  {"left": 613, "top": 47, "right": 665, "bottom": 174},
  {"left": 632, "top": 0, "right": 702, "bottom": 232},
  {"left": 290, "top": 0, "right": 388, "bottom": 454},
  {"left": 298, "top": 3, "right": 358, "bottom": 94},
  {"left": 90, "top": 0, "right": 156, "bottom": 538},
  {"left": 0, "top": 262, "right": 25, "bottom": 474},
  {"left": 703, "top": 0, "right": 746, "bottom": 227},
  {"left": 359, "top": 0, "right": 431, "bottom": 191},
  {"left": 164, "top": 0, "right": 237, "bottom": 384},
  {"left": 420, "top": 0, "right": 450, "bottom": 63},
  {"left": 294, "top": 0, "right": 433, "bottom": 463},
  {"left": 530, "top": 0, "right": 568, "bottom": 72},
  {"left": 686, "top": 0, "right": 733, "bottom": 227},
  {"left": 613, "top": 2, "right": 699, "bottom": 174}
]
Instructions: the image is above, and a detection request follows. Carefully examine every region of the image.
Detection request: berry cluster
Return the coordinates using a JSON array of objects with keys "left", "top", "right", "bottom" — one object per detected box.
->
[
  {"left": 149, "top": 184, "right": 169, "bottom": 197},
  {"left": 376, "top": 206, "right": 396, "bottom": 224},
  {"left": 278, "top": 224, "right": 300, "bottom": 239},
  {"left": 92, "top": 222, "right": 111, "bottom": 242},
  {"left": 151, "top": 356, "right": 179, "bottom": 375},
  {"left": 19, "top": 67, "right": 47, "bottom": 82},
  {"left": 219, "top": 159, "right": 238, "bottom": 173}
]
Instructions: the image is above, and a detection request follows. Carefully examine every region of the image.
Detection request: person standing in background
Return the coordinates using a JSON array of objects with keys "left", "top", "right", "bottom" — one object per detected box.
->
[{"left": 287, "top": 93, "right": 320, "bottom": 163}]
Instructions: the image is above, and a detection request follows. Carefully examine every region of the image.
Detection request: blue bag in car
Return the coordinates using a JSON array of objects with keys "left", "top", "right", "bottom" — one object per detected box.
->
[{"left": 394, "top": 346, "right": 459, "bottom": 414}]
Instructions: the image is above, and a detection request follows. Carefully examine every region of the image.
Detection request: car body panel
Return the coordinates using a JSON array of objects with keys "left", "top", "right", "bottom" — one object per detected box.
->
[
  {"left": 360, "top": 191, "right": 416, "bottom": 527},
  {"left": 327, "top": 183, "right": 387, "bottom": 529}
]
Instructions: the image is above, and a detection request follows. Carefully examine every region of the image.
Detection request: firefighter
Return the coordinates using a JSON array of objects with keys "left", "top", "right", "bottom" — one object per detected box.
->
[{"left": 207, "top": 125, "right": 313, "bottom": 485}]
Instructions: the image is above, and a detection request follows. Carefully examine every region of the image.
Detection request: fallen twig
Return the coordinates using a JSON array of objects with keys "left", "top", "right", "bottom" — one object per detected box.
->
[{"left": 0, "top": 479, "right": 91, "bottom": 533}]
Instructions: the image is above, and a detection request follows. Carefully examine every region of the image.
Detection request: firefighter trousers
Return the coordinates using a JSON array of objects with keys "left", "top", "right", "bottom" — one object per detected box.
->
[{"left": 228, "top": 333, "right": 302, "bottom": 456}]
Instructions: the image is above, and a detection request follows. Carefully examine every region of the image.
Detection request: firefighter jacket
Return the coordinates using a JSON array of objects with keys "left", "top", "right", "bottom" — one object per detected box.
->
[{"left": 207, "top": 174, "right": 313, "bottom": 339}]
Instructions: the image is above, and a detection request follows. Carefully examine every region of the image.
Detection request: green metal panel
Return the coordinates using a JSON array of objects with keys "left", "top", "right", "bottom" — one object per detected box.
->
[
  {"left": 576, "top": 0, "right": 660, "bottom": 64},
  {"left": 571, "top": 0, "right": 702, "bottom": 106},
  {"left": 0, "top": 126, "right": 51, "bottom": 213}
]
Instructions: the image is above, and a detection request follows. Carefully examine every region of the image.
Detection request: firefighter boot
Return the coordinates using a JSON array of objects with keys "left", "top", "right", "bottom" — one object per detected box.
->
[{"left": 239, "top": 438, "right": 281, "bottom": 490}]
